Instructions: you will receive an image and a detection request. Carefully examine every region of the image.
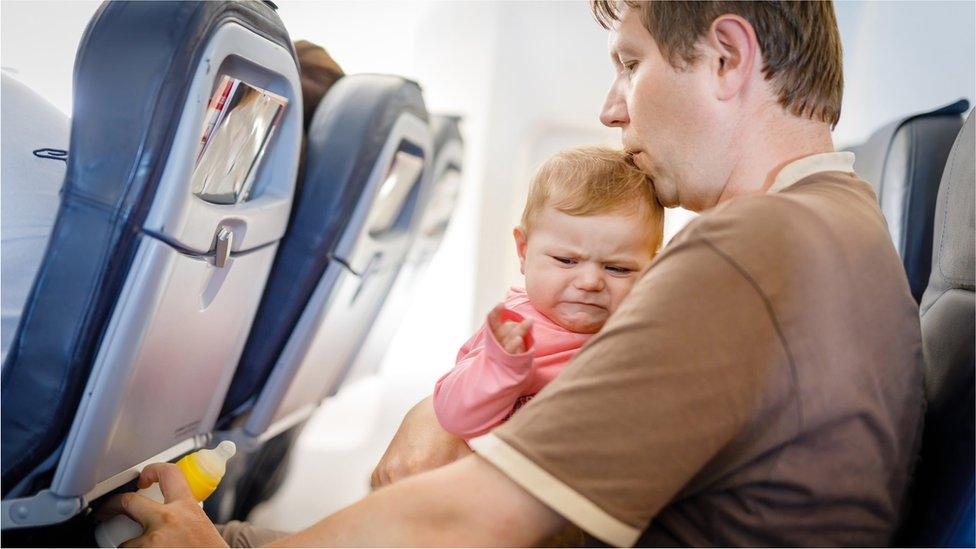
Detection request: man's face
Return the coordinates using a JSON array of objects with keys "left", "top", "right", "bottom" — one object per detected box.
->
[{"left": 599, "top": 6, "right": 732, "bottom": 211}]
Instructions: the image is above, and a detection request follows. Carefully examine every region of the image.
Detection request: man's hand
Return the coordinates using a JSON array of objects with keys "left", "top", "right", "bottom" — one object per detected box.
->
[
  {"left": 97, "top": 463, "right": 227, "bottom": 548},
  {"left": 370, "top": 396, "right": 472, "bottom": 489},
  {"left": 487, "top": 304, "right": 534, "bottom": 354}
]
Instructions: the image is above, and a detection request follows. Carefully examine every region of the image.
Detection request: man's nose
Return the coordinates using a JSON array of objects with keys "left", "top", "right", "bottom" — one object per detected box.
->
[
  {"left": 574, "top": 266, "right": 606, "bottom": 292},
  {"left": 600, "top": 81, "right": 628, "bottom": 128}
]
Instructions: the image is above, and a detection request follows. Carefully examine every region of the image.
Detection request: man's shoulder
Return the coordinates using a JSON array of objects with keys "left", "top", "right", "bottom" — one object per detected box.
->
[
  {"left": 656, "top": 170, "right": 907, "bottom": 311},
  {"left": 673, "top": 171, "right": 883, "bottom": 258}
]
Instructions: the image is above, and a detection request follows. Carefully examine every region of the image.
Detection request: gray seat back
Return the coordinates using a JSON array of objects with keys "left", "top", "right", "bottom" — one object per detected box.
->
[
  {"left": 851, "top": 99, "right": 968, "bottom": 301},
  {"left": 344, "top": 114, "right": 464, "bottom": 384},
  {"left": 896, "top": 111, "right": 975, "bottom": 547},
  {"left": 0, "top": 74, "right": 69, "bottom": 363},
  {"left": 1, "top": 1, "right": 302, "bottom": 529},
  {"left": 220, "top": 74, "right": 431, "bottom": 446}
]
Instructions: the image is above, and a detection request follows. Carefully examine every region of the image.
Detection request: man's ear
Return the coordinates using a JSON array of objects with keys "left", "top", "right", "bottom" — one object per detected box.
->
[
  {"left": 703, "top": 14, "right": 758, "bottom": 102},
  {"left": 513, "top": 226, "right": 528, "bottom": 275}
]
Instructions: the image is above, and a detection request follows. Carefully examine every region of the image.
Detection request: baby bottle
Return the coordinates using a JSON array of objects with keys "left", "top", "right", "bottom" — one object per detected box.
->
[{"left": 94, "top": 441, "right": 236, "bottom": 548}]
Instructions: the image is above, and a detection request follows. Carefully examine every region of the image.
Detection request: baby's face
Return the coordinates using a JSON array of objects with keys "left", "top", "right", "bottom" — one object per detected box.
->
[{"left": 515, "top": 206, "right": 656, "bottom": 334}]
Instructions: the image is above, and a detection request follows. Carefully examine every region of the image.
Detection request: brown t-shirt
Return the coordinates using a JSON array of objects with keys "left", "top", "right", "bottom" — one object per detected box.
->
[{"left": 471, "top": 170, "right": 925, "bottom": 547}]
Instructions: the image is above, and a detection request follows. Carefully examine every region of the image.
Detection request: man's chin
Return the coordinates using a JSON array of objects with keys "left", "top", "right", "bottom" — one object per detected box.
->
[
  {"left": 635, "top": 165, "right": 679, "bottom": 208},
  {"left": 651, "top": 181, "right": 680, "bottom": 208}
]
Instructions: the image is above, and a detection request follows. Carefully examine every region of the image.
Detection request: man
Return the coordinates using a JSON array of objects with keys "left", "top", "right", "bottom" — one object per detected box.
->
[{"left": 100, "top": 2, "right": 924, "bottom": 546}]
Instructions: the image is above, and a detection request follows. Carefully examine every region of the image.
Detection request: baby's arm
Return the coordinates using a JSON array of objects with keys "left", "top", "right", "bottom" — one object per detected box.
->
[{"left": 433, "top": 305, "right": 535, "bottom": 439}]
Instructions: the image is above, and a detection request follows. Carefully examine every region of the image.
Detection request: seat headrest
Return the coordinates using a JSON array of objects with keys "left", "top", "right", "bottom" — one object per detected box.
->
[
  {"left": 852, "top": 99, "right": 969, "bottom": 198},
  {"left": 850, "top": 99, "right": 968, "bottom": 301},
  {"left": 920, "top": 111, "right": 975, "bottom": 315}
]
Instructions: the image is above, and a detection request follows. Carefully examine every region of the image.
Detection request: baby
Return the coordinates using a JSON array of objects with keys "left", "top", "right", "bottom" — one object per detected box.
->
[{"left": 433, "top": 146, "right": 664, "bottom": 439}]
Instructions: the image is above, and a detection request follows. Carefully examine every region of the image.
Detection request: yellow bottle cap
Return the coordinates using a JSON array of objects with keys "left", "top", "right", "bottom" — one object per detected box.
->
[{"left": 175, "top": 441, "right": 236, "bottom": 502}]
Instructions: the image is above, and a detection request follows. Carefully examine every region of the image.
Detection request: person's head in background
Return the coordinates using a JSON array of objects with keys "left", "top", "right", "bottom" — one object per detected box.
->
[
  {"left": 293, "top": 40, "right": 345, "bottom": 189},
  {"left": 515, "top": 146, "right": 664, "bottom": 334},
  {"left": 594, "top": 1, "right": 844, "bottom": 212},
  {"left": 294, "top": 39, "right": 345, "bottom": 130}
]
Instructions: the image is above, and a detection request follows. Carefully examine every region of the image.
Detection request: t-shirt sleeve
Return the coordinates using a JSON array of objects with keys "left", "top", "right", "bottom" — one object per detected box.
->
[{"left": 469, "top": 235, "right": 790, "bottom": 547}]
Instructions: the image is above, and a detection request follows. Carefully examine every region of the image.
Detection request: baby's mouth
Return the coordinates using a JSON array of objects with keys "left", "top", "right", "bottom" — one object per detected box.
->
[{"left": 565, "top": 301, "right": 608, "bottom": 311}]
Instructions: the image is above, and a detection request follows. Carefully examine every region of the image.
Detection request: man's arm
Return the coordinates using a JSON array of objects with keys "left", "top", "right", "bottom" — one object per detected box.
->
[
  {"left": 101, "top": 453, "right": 566, "bottom": 547},
  {"left": 273, "top": 454, "right": 566, "bottom": 547},
  {"left": 370, "top": 395, "right": 471, "bottom": 489}
]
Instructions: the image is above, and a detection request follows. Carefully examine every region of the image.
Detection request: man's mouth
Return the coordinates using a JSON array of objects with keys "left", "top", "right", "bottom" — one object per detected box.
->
[
  {"left": 628, "top": 150, "right": 654, "bottom": 175},
  {"left": 624, "top": 147, "right": 647, "bottom": 168}
]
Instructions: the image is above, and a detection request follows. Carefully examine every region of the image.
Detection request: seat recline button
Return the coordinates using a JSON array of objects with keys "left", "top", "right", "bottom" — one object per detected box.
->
[{"left": 214, "top": 226, "right": 233, "bottom": 268}]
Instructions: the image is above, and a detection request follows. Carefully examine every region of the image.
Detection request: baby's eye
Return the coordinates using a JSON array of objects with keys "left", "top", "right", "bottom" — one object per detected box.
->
[
  {"left": 605, "top": 265, "right": 633, "bottom": 275},
  {"left": 552, "top": 256, "right": 576, "bottom": 265}
]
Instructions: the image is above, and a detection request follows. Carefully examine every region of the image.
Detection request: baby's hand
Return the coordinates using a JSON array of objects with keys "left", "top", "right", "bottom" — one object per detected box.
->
[{"left": 487, "top": 304, "right": 534, "bottom": 354}]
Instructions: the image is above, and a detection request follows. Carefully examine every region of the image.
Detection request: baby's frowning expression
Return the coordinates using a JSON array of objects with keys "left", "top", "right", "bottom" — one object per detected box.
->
[{"left": 515, "top": 205, "right": 657, "bottom": 334}]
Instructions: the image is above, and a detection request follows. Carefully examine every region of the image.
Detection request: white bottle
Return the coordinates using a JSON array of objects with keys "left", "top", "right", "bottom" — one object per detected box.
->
[{"left": 94, "top": 441, "right": 236, "bottom": 548}]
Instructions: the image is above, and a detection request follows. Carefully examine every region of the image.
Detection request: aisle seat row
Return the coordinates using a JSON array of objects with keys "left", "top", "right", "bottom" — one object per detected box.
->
[{"left": 0, "top": 0, "right": 464, "bottom": 532}]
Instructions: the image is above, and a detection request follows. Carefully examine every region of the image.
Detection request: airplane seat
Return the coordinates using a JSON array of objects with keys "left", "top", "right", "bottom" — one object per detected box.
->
[
  {"left": 216, "top": 72, "right": 431, "bottom": 445},
  {"left": 850, "top": 99, "right": 969, "bottom": 302},
  {"left": 1, "top": 0, "right": 302, "bottom": 530},
  {"left": 343, "top": 113, "right": 465, "bottom": 385},
  {"left": 895, "top": 111, "right": 975, "bottom": 547},
  {"left": 417, "top": 114, "right": 464, "bottom": 263},
  {"left": 206, "top": 73, "right": 431, "bottom": 523},
  {"left": 204, "top": 114, "right": 462, "bottom": 524}
]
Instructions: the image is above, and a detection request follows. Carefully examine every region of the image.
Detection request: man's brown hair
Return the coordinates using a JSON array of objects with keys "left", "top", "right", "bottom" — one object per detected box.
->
[
  {"left": 591, "top": 1, "right": 843, "bottom": 127},
  {"left": 521, "top": 146, "right": 664, "bottom": 255}
]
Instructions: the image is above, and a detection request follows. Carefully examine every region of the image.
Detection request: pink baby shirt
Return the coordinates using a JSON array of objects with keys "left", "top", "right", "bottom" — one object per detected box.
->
[{"left": 433, "top": 287, "right": 592, "bottom": 439}]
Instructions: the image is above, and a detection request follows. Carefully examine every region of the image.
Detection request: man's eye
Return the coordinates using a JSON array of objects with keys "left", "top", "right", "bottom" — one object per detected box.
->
[{"left": 553, "top": 256, "right": 576, "bottom": 265}]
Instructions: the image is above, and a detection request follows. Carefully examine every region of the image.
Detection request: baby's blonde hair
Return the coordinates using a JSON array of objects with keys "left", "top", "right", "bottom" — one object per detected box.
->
[{"left": 520, "top": 146, "right": 664, "bottom": 254}]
